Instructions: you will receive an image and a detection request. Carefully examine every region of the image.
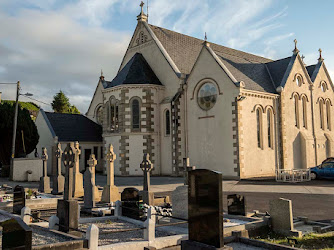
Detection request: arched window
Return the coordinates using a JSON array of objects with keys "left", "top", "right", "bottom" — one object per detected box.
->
[
  {"left": 131, "top": 98, "right": 141, "bottom": 130},
  {"left": 96, "top": 106, "right": 104, "bottom": 125},
  {"left": 165, "top": 110, "right": 170, "bottom": 136},
  {"left": 319, "top": 99, "right": 324, "bottom": 130},
  {"left": 302, "top": 96, "right": 307, "bottom": 129},
  {"left": 326, "top": 100, "right": 331, "bottom": 130},
  {"left": 109, "top": 97, "right": 119, "bottom": 132},
  {"left": 267, "top": 109, "right": 273, "bottom": 149},
  {"left": 294, "top": 95, "right": 299, "bottom": 128},
  {"left": 256, "top": 108, "right": 263, "bottom": 149}
]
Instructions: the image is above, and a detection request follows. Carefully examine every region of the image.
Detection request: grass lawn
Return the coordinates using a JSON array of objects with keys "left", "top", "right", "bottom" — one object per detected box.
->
[{"left": 253, "top": 231, "right": 334, "bottom": 249}]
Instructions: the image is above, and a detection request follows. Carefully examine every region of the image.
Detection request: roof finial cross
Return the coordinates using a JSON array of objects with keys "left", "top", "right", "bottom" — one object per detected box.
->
[
  {"left": 204, "top": 32, "right": 207, "bottom": 41},
  {"left": 101, "top": 69, "right": 103, "bottom": 77},
  {"left": 318, "top": 48, "right": 324, "bottom": 62},
  {"left": 293, "top": 39, "right": 299, "bottom": 55},
  {"left": 140, "top": 1, "right": 144, "bottom": 14}
]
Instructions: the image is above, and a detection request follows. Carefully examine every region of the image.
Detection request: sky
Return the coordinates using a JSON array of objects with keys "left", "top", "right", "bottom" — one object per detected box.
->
[{"left": 1, "top": 0, "right": 334, "bottom": 113}]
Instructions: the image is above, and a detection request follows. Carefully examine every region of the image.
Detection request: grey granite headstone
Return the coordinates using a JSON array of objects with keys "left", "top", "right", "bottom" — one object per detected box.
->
[
  {"left": 140, "top": 153, "right": 154, "bottom": 205},
  {"left": 52, "top": 143, "right": 65, "bottom": 194},
  {"left": 57, "top": 142, "right": 79, "bottom": 234},
  {"left": 39, "top": 147, "right": 51, "bottom": 193},
  {"left": 84, "top": 154, "right": 99, "bottom": 210},
  {"left": 13, "top": 185, "right": 25, "bottom": 214},
  {"left": 182, "top": 169, "right": 227, "bottom": 250},
  {"left": 269, "top": 198, "right": 301, "bottom": 237}
]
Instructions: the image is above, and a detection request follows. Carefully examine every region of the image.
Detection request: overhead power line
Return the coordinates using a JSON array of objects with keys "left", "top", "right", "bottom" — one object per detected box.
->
[{"left": 21, "top": 95, "right": 52, "bottom": 106}]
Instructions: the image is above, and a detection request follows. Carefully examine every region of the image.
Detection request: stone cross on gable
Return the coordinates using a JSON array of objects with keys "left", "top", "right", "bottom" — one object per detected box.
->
[
  {"left": 62, "top": 142, "right": 76, "bottom": 200},
  {"left": 140, "top": 153, "right": 153, "bottom": 192}
]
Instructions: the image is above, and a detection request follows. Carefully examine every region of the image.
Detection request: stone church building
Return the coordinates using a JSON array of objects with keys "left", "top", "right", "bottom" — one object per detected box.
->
[{"left": 87, "top": 5, "right": 334, "bottom": 179}]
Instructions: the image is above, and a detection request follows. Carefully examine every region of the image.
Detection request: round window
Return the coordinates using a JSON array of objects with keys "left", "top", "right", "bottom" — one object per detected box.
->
[{"left": 197, "top": 82, "right": 218, "bottom": 110}]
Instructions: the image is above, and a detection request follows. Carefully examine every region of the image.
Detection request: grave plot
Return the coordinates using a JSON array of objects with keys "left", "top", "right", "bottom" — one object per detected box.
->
[{"left": 79, "top": 219, "right": 176, "bottom": 246}]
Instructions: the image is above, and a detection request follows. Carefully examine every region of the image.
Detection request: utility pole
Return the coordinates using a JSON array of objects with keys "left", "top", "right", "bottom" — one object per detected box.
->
[{"left": 11, "top": 81, "right": 20, "bottom": 168}]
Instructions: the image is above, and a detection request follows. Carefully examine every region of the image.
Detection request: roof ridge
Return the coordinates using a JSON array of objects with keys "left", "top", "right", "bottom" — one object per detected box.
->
[{"left": 148, "top": 24, "right": 273, "bottom": 63}]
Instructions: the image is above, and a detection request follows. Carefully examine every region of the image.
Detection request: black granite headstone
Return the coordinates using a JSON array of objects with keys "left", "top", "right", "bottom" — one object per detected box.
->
[
  {"left": 1, "top": 217, "right": 32, "bottom": 249},
  {"left": 186, "top": 169, "right": 223, "bottom": 248},
  {"left": 13, "top": 185, "right": 25, "bottom": 215},
  {"left": 227, "top": 194, "right": 246, "bottom": 216},
  {"left": 121, "top": 187, "right": 144, "bottom": 220}
]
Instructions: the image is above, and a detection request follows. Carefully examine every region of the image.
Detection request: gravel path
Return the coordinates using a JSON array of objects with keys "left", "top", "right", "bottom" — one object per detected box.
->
[
  {"left": 79, "top": 220, "right": 176, "bottom": 246},
  {"left": 30, "top": 225, "right": 71, "bottom": 246}
]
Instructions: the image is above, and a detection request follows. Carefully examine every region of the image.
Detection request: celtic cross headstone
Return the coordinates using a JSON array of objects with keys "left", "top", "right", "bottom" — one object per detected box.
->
[
  {"left": 38, "top": 147, "right": 51, "bottom": 193},
  {"left": 101, "top": 144, "right": 120, "bottom": 203},
  {"left": 57, "top": 142, "right": 79, "bottom": 233},
  {"left": 73, "top": 141, "right": 84, "bottom": 198},
  {"left": 52, "top": 143, "right": 65, "bottom": 194},
  {"left": 140, "top": 153, "right": 154, "bottom": 205},
  {"left": 84, "top": 154, "right": 98, "bottom": 209}
]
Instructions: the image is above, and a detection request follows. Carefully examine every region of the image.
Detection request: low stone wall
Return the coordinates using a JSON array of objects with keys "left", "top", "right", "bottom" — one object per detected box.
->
[{"left": 11, "top": 158, "right": 42, "bottom": 181}]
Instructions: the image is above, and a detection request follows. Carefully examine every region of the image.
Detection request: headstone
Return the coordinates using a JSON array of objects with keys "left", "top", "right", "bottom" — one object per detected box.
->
[
  {"left": 73, "top": 141, "right": 84, "bottom": 198},
  {"left": 269, "top": 198, "right": 302, "bottom": 237},
  {"left": 114, "top": 200, "right": 122, "bottom": 217},
  {"left": 227, "top": 194, "right": 246, "bottom": 216},
  {"left": 101, "top": 144, "right": 120, "bottom": 203},
  {"left": 121, "top": 187, "right": 144, "bottom": 220},
  {"left": 13, "top": 185, "right": 25, "bottom": 214},
  {"left": 144, "top": 207, "right": 156, "bottom": 242},
  {"left": 21, "top": 206, "right": 31, "bottom": 224},
  {"left": 52, "top": 143, "right": 65, "bottom": 194},
  {"left": 39, "top": 147, "right": 51, "bottom": 193},
  {"left": 172, "top": 158, "right": 195, "bottom": 219},
  {"left": 182, "top": 169, "right": 227, "bottom": 250},
  {"left": 1, "top": 217, "right": 32, "bottom": 250},
  {"left": 57, "top": 142, "right": 79, "bottom": 234},
  {"left": 86, "top": 224, "right": 99, "bottom": 250},
  {"left": 140, "top": 153, "right": 154, "bottom": 205},
  {"left": 49, "top": 215, "right": 59, "bottom": 230},
  {"left": 84, "top": 154, "right": 99, "bottom": 210}
]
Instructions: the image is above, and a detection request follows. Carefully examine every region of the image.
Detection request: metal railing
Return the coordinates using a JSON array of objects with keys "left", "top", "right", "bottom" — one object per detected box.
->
[{"left": 276, "top": 169, "right": 311, "bottom": 182}]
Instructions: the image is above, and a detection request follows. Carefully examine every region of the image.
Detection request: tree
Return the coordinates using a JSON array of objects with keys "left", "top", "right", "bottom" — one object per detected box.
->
[
  {"left": 51, "top": 91, "right": 70, "bottom": 113},
  {"left": 51, "top": 90, "right": 80, "bottom": 114},
  {"left": 0, "top": 102, "right": 39, "bottom": 165}
]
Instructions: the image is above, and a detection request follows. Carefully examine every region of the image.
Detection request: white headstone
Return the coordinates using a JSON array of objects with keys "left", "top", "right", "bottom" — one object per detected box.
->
[
  {"left": 86, "top": 224, "right": 99, "bottom": 250},
  {"left": 144, "top": 208, "right": 155, "bottom": 242},
  {"left": 20, "top": 206, "right": 31, "bottom": 224},
  {"left": 49, "top": 215, "right": 59, "bottom": 230}
]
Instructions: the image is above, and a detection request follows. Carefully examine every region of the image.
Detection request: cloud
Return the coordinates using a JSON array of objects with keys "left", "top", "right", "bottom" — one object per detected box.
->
[{"left": 0, "top": 4, "right": 131, "bottom": 112}]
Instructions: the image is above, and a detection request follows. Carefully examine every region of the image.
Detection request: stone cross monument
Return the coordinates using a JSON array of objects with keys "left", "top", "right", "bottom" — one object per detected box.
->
[
  {"left": 52, "top": 143, "right": 65, "bottom": 194},
  {"left": 101, "top": 144, "right": 120, "bottom": 203},
  {"left": 84, "top": 154, "right": 99, "bottom": 210},
  {"left": 73, "top": 141, "right": 84, "bottom": 198},
  {"left": 57, "top": 142, "right": 79, "bottom": 233},
  {"left": 140, "top": 153, "right": 154, "bottom": 205},
  {"left": 38, "top": 147, "right": 51, "bottom": 193}
]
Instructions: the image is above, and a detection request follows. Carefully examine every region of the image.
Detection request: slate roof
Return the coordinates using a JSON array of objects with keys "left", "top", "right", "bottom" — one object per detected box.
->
[
  {"left": 306, "top": 64, "right": 317, "bottom": 78},
  {"left": 106, "top": 53, "right": 162, "bottom": 88},
  {"left": 266, "top": 57, "right": 293, "bottom": 88},
  {"left": 45, "top": 112, "right": 102, "bottom": 142},
  {"left": 148, "top": 24, "right": 298, "bottom": 93}
]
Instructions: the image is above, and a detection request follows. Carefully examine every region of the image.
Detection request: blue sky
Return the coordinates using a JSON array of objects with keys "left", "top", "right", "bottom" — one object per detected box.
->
[{"left": 0, "top": 0, "right": 333, "bottom": 112}]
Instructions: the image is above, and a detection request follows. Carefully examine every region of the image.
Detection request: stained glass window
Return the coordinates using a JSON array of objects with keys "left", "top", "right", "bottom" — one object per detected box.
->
[{"left": 197, "top": 82, "right": 218, "bottom": 110}]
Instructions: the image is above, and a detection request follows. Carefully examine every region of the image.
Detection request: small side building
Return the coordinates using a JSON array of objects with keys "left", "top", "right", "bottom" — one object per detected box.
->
[{"left": 31, "top": 109, "right": 103, "bottom": 174}]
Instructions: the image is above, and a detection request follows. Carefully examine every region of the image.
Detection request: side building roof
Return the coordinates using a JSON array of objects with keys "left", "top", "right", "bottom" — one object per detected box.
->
[
  {"left": 44, "top": 112, "right": 102, "bottom": 142},
  {"left": 106, "top": 53, "right": 162, "bottom": 88}
]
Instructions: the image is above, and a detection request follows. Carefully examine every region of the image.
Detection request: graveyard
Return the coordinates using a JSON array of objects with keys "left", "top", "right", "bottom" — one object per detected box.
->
[{"left": 0, "top": 141, "right": 332, "bottom": 249}]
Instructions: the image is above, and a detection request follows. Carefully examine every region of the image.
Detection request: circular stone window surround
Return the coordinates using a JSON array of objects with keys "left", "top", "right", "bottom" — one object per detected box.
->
[{"left": 197, "top": 82, "right": 218, "bottom": 111}]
